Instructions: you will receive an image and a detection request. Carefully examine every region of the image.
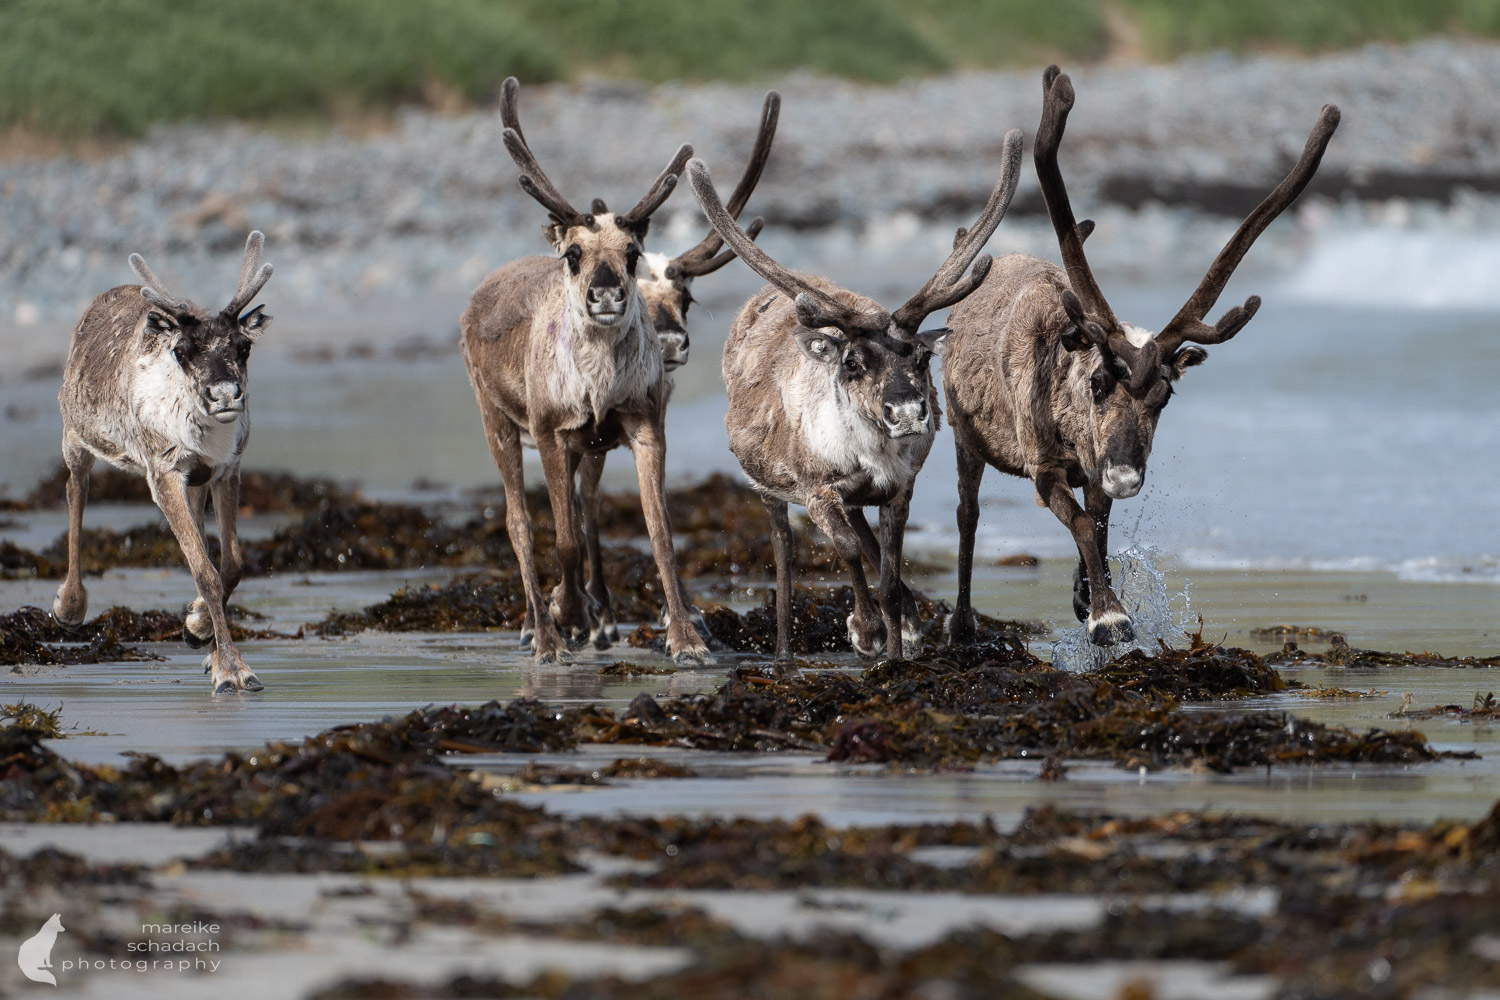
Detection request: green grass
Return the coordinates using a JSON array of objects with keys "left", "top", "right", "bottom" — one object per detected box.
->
[
  {"left": 2, "top": 0, "right": 1499, "bottom": 138},
  {"left": 1120, "top": 0, "right": 1500, "bottom": 58},
  {"left": 0, "top": 0, "right": 560, "bottom": 136}
]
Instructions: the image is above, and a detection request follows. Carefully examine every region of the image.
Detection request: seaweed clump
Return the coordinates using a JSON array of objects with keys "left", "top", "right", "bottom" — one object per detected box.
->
[{"left": 24, "top": 463, "right": 351, "bottom": 511}]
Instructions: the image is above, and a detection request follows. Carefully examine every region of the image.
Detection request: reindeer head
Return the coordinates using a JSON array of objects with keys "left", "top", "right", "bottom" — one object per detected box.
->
[
  {"left": 130, "top": 231, "right": 273, "bottom": 425},
  {"left": 500, "top": 78, "right": 691, "bottom": 332},
  {"left": 642, "top": 91, "right": 780, "bottom": 370},
  {"left": 689, "top": 123, "right": 1023, "bottom": 441},
  {"left": 1036, "top": 66, "right": 1339, "bottom": 498}
]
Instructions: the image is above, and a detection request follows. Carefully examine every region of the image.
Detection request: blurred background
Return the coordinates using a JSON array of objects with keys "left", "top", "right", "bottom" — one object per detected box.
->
[{"left": 1, "top": 0, "right": 1498, "bottom": 585}]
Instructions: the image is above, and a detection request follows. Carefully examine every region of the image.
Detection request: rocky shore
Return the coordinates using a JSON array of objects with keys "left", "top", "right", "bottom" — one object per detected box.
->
[{"left": 2, "top": 38, "right": 1499, "bottom": 324}]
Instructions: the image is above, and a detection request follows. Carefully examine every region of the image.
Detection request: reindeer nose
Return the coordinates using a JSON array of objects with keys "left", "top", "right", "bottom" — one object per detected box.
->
[
  {"left": 1101, "top": 463, "right": 1143, "bottom": 499},
  {"left": 206, "top": 381, "right": 244, "bottom": 415},
  {"left": 587, "top": 285, "right": 625, "bottom": 309},
  {"left": 882, "top": 399, "right": 927, "bottom": 434}
]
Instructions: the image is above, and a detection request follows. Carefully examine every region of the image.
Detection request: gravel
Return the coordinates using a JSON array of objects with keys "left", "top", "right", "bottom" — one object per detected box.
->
[{"left": 2, "top": 38, "right": 1499, "bottom": 324}]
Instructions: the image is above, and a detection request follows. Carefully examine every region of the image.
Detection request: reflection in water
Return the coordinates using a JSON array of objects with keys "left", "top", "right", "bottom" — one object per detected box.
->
[{"left": 521, "top": 663, "right": 608, "bottom": 703}]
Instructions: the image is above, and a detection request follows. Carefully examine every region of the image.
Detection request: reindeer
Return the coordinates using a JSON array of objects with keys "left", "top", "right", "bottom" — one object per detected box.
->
[
  {"left": 943, "top": 66, "right": 1340, "bottom": 647},
  {"left": 575, "top": 91, "right": 779, "bottom": 645},
  {"left": 687, "top": 126, "right": 1024, "bottom": 670},
  {"left": 460, "top": 78, "right": 711, "bottom": 666},
  {"left": 53, "top": 232, "right": 273, "bottom": 693}
]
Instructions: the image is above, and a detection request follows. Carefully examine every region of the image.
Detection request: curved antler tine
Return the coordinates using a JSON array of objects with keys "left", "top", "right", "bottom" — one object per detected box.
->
[
  {"left": 223, "top": 231, "right": 274, "bottom": 317},
  {"left": 1035, "top": 66, "right": 1117, "bottom": 332},
  {"left": 691, "top": 216, "right": 765, "bottom": 277},
  {"left": 235, "top": 230, "right": 264, "bottom": 294},
  {"left": 503, "top": 128, "right": 585, "bottom": 225},
  {"left": 890, "top": 127, "right": 1024, "bottom": 333},
  {"left": 674, "top": 91, "right": 782, "bottom": 276},
  {"left": 129, "top": 251, "right": 191, "bottom": 314},
  {"left": 687, "top": 158, "right": 864, "bottom": 331},
  {"left": 616, "top": 143, "right": 694, "bottom": 226},
  {"left": 1158, "top": 104, "right": 1340, "bottom": 354},
  {"left": 500, "top": 77, "right": 526, "bottom": 146}
]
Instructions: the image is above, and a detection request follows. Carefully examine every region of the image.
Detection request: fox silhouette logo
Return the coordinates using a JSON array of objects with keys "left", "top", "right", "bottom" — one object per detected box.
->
[{"left": 17, "top": 913, "right": 65, "bottom": 986}]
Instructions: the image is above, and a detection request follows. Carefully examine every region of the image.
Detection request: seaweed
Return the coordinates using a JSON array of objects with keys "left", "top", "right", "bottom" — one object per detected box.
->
[
  {"left": 1394, "top": 690, "right": 1500, "bottom": 721},
  {"left": 1, "top": 702, "right": 64, "bottom": 736},
  {"left": 0, "top": 605, "right": 294, "bottom": 666},
  {"left": 24, "top": 462, "right": 352, "bottom": 511},
  {"left": 1269, "top": 639, "right": 1500, "bottom": 670},
  {"left": 0, "top": 539, "right": 56, "bottom": 579},
  {"left": 630, "top": 586, "right": 1043, "bottom": 657}
]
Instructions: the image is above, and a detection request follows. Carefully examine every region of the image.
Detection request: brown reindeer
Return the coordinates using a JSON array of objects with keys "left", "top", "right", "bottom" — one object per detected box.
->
[
  {"left": 575, "top": 91, "right": 779, "bottom": 645},
  {"left": 944, "top": 66, "right": 1340, "bottom": 647},
  {"left": 460, "top": 78, "right": 710, "bottom": 666},
  {"left": 687, "top": 126, "right": 1024, "bottom": 670},
  {"left": 53, "top": 232, "right": 273, "bottom": 693}
]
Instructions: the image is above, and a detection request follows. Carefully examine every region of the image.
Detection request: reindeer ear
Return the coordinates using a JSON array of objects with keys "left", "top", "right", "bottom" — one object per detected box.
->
[
  {"left": 542, "top": 222, "right": 566, "bottom": 249},
  {"left": 1170, "top": 345, "right": 1208, "bottom": 380},
  {"left": 916, "top": 326, "right": 950, "bottom": 353},
  {"left": 144, "top": 310, "right": 181, "bottom": 337},
  {"left": 796, "top": 329, "right": 847, "bottom": 365},
  {"left": 239, "top": 303, "right": 272, "bottom": 338}
]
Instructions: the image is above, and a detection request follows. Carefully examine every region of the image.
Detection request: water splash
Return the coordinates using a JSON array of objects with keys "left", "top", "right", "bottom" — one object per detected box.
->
[{"left": 1049, "top": 545, "right": 1193, "bottom": 672}]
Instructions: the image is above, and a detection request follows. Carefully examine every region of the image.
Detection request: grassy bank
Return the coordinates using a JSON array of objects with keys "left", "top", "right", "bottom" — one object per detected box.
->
[{"left": 1, "top": 0, "right": 1498, "bottom": 138}]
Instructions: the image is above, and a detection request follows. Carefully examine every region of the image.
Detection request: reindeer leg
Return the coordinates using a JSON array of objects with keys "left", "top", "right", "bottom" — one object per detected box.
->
[
  {"left": 1076, "top": 480, "right": 1114, "bottom": 625},
  {"left": 764, "top": 495, "right": 796, "bottom": 673},
  {"left": 848, "top": 504, "right": 921, "bottom": 655},
  {"left": 150, "top": 466, "right": 260, "bottom": 693},
  {"left": 948, "top": 438, "right": 985, "bottom": 644},
  {"left": 878, "top": 486, "right": 920, "bottom": 659},
  {"left": 182, "top": 482, "right": 213, "bottom": 647},
  {"left": 576, "top": 451, "right": 617, "bottom": 649},
  {"left": 535, "top": 431, "right": 593, "bottom": 650},
  {"left": 1039, "top": 470, "right": 1131, "bottom": 647},
  {"left": 51, "top": 436, "right": 94, "bottom": 629},
  {"left": 479, "top": 401, "right": 564, "bottom": 662},
  {"left": 190, "top": 469, "right": 247, "bottom": 647},
  {"left": 805, "top": 488, "right": 884, "bottom": 658},
  {"left": 621, "top": 411, "right": 711, "bottom": 666}
]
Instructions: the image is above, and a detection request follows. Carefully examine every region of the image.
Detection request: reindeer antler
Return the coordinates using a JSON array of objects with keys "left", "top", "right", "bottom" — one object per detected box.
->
[
  {"left": 223, "top": 230, "right": 273, "bottom": 318},
  {"left": 1036, "top": 66, "right": 1118, "bottom": 333},
  {"left": 687, "top": 158, "right": 885, "bottom": 335},
  {"left": 500, "top": 77, "right": 588, "bottom": 226},
  {"left": 890, "top": 127, "right": 1024, "bottom": 334},
  {"left": 129, "top": 251, "right": 193, "bottom": 316},
  {"left": 615, "top": 143, "right": 694, "bottom": 228},
  {"left": 672, "top": 91, "right": 781, "bottom": 278},
  {"left": 1155, "top": 104, "right": 1341, "bottom": 355}
]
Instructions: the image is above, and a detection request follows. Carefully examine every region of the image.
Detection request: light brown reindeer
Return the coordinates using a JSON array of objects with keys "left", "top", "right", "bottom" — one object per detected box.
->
[
  {"left": 53, "top": 232, "right": 273, "bottom": 693},
  {"left": 687, "top": 126, "right": 1024, "bottom": 670},
  {"left": 575, "top": 91, "right": 779, "bottom": 645},
  {"left": 460, "top": 78, "right": 710, "bottom": 665},
  {"left": 943, "top": 66, "right": 1340, "bottom": 647}
]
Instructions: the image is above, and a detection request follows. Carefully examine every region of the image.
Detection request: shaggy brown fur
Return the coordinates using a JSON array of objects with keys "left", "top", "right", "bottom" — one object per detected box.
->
[
  {"left": 944, "top": 66, "right": 1340, "bottom": 648},
  {"left": 54, "top": 233, "right": 273, "bottom": 693},
  {"left": 460, "top": 78, "right": 708, "bottom": 666},
  {"left": 689, "top": 125, "right": 1024, "bottom": 669}
]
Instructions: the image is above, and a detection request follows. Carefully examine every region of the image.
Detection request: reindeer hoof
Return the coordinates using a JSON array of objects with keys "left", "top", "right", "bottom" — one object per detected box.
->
[
  {"left": 1086, "top": 610, "right": 1134, "bottom": 648},
  {"left": 670, "top": 643, "right": 714, "bottom": 668},
  {"left": 944, "top": 607, "right": 977, "bottom": 646},
  {"left": 847, "top": 614, "right": 884, "bottom": 659},
  {"left": 51, "top": 593, "right": 87, "bottom": 630},
  {"left": 240, "top": 673, "right": 264, "bottom": 692},
  {"left": 590, "top": 620, "right": 617, "bottom": 651},
  {"left": 901, "top": 619, "right": 924, "bottom": 660}
]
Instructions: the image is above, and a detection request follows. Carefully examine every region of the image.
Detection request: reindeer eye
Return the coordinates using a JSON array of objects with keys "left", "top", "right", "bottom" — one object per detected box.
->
[
  {"left": 173, "top": 343, "right": 190, "bottom": 367},
  {"left": 1089, "top": 374, "right": 1109, "bottom": 402},
  {"left": 564, "top": 245, "right": 582, "bottom": 274},
  {"left": 843, "top": 354, "right": 862, "bottom": 376},
  {"left": 680, "top": 291, "right": 693, "bottom": 316},
  {"left": 625, "top": 248, "right": 640, "bottom": 274},
  {"left": 237, "top": 342, "right": 252, "bottom": 364}
]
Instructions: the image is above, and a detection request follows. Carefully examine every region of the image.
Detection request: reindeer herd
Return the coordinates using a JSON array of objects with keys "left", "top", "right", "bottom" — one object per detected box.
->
[{"left": 50, "top": 67, "right": 1340, "bottom": 693}]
